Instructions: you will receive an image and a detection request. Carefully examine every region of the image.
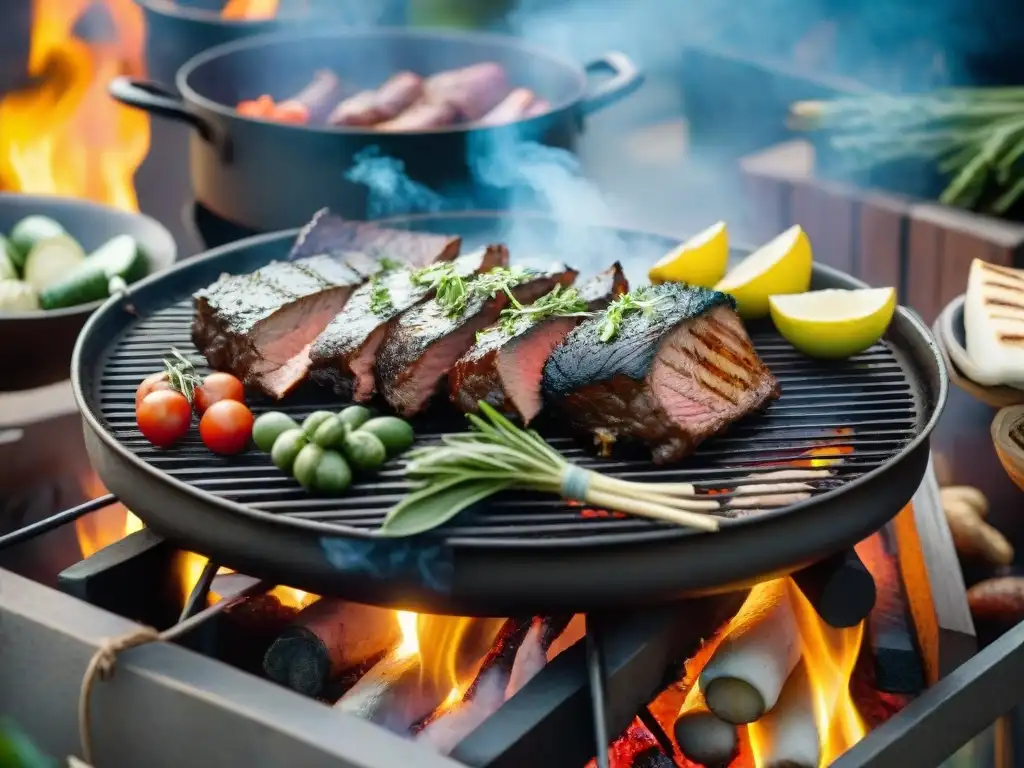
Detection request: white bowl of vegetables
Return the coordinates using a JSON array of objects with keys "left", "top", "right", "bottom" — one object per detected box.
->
[{"left": 0, "top": 193, "right": 177, "bottom": 390}]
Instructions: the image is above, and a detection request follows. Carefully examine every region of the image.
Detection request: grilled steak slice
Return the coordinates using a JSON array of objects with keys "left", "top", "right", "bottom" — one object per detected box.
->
[
  {"left": 308, "top": 245, "right": 509, "bottom": 399},
  {"left": 543, "top": 283, "right": 780, "bottom": 463},
  {"left": 193, "top": 255, "right": 371, "bottom": 398},
  {"left": 377, "top": 263, "right": 576, "bottom": 417},
  {"left": 450, "top": 262, "right": 628, "bottom": 423},
  {"left": 290, "top": 208, "right": 461, "bottom": 268}
]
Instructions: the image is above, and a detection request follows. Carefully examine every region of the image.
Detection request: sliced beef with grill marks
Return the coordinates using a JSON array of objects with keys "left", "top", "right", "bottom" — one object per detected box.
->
[
  {"left": 308, "top": 245, "right": 509, "bottom": 400},
  {"left": 290, "top": 208, "right": 461, "bottom": 268},
  {"left": 193, "top": 254, "right": 371, "bottom": 394},
  {"left": 542, "top": 283, "right": 780, "bottom": 463},
  {"left": 377, "top": 263, "right": 577, "bottom": 417},
  {"left": 450, "top": 262, "right": 628, "bottom": 423}
]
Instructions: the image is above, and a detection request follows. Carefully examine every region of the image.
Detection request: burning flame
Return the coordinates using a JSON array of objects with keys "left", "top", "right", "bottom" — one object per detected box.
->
[
  {"left": 747, "top": 579, "right": 867, "bottom": 767},
  {"left": 0, "top": 0, "right": 149, "bottom": 210},
  {"left": 176, "top": 552, "right": 314, "bottom": 609},
  {"left": 221, "top": 0, "right": 280, "bottom": 19},
  {"left": 76, "top": 471, "right": 143, "bottom": 558}
]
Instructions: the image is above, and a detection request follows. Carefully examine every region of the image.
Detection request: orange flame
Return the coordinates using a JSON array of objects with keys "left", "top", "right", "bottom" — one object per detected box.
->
[
  {"left": 747, "top": 579, "right": 867, "bottom": 767},
  {"left": 0, "top": 0, "right": 149, "bottom": 210},
  {"left": 176, "top": 552, "right": 315, "bottom": 609},
  {"left": 76, "top": 470, "right": 143, "bottom": 558},
  {"left": 221, "top": 0, "right": 280, "bottom": 19}
]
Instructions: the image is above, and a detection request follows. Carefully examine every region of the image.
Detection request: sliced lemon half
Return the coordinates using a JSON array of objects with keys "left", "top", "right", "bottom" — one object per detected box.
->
[
  {"left": 649, "top": 221, "right": 729, "bottom": 288},
  {"left": 769, "top": 287, "right": 897, "bottom": 359},
  {"left": 715, "top": 225, "right": 813, "bottom": 318}
]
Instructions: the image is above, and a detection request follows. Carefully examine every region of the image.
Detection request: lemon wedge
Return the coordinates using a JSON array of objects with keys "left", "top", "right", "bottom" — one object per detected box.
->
[
  {"left": 769, "top": 287, "right": 897, "bottom": 359},
  {"left": 715, "top": 225, "right": 813, "bottom": 318},
  {"left": 649, "top": 221, "right": 729, "bottom": 288}
]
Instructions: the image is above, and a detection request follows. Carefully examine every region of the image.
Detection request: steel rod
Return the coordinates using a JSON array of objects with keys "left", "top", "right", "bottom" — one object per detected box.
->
[
  {"left": 585, "top": 617, "right": 611, "bottom": 768},
  {"left": 833, "top": 613, "right": 1024, "bottom": 768},
  {"left": 178, "top": 559, "right": 219, "bottom": 623},
  {"left": 0, "top": 494, "right": 118, "bottom": 551},
  {"left": 164, "top": 579, "right": 273, "bottom": 641},
  {"left": 638, "top": 705, "right": 679, "bottom": 766}
]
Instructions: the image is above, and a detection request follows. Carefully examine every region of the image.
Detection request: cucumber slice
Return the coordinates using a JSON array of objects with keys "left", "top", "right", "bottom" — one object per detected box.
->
[
  {"left": 39, "top": 264, "right": 109, "bottom": 310},
  {"left": 23, "top": 235, "right": 87, "bottom": 293},
  {"left": 0, "top": 235, "right": 18, "bottom": 278},
  {"left": 9, "top": 216, "right": 65, "bottom": 268},
  {"left": 0, "top": 249, "right": 15, "bottom": 282},
  {"left": 0, "top": 280, "right": 39, "bottom": 312},
  {"left": 87, "top": 234, "right": 148, "bottom": 284}
]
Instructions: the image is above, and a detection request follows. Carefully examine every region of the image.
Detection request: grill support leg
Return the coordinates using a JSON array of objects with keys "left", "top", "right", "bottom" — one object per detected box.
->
[
  {"left": 179, "top": 559, "right": 219, "bottom": 623},
  {"left": 585, "top": 614, "right": 611, "bottom": 768}
]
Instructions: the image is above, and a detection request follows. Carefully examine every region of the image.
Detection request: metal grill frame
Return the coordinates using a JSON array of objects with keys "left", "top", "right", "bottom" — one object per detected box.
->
[{"left": 71, "top": 213, "right": 947, "bottom": 615}]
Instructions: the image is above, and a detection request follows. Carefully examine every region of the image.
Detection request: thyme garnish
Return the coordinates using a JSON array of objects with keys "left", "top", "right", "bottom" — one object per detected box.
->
[
  {"left": 496, "top": 284, "right": 590, "bottom": 337},
  {"left": 163, "top": 348, "right": 201, "bottom": 402},
  {"left": 368, "top": 275, "right": 394, "bottom": 316},
  {"left": 596, "top": 288, "right": 667, "bottom": 342}
]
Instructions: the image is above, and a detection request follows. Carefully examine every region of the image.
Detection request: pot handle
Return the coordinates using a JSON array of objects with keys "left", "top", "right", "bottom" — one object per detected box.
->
[
  {"left": 109, "top": 77, "right": 231, "bottom": 159},
  {"left": 580, "top": 52, "right": 644, "bottom": 116}
]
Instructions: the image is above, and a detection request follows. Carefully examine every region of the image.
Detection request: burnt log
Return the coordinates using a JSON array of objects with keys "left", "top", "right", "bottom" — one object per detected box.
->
[
  {"left": 791, "top": 548, "right": 877, "bottom": 628},
  {"left": 263, "top": 598, "right": 401, "bottom": 697}
]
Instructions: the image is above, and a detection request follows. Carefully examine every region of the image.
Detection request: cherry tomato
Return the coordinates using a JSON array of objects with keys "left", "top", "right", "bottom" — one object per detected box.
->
[
  {"left": 137, "top": 389, "right": 192, "bottom": 448},
  {"left": 194, "top": 372, "right": 246, "bottom": 415},
  {"left": 136, "top": 371, "right": 173, "bottom": 411},
  {"left": 199, "top": 399, "right": 254, "bottom": 455}
]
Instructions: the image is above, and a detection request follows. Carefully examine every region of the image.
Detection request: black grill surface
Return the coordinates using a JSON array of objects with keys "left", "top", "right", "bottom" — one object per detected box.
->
[{"left": 74, "top": 214, "right": 946, "bottom": 614}]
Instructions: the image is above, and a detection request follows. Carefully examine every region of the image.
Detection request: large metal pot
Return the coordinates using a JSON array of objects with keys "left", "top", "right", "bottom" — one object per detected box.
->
[
  {"left": 109, "top": 28, "right": 643, "bottom": 232},
  {"left": 136, "top": 0, "right": 409, "bottom": 84}
]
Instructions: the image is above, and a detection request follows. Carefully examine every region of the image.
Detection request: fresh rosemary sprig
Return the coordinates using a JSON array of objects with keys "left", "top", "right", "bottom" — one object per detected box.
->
[
  {"left": 163, "top": 348, "right": 201, "bottom": 402},
  {"left": 596, "top": 288, "right": 666, "bottom": 342},
  {"left": 496, "top": 284, "right": 590, "bottom": 337},
  {"left": 791, "top": 90, "right": 1024, "bottom": 214},
  {"left": 380, "top": 402, "right": 720, "bottom": 538},
  {"left": 368, "top": 275, "right": 394, "bottom": 316}
]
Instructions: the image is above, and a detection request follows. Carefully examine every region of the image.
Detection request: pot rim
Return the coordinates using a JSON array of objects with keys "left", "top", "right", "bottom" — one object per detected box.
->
[
  {"left": 135, "top": 0, "right": 312, "bottom": 25},
  {"left": 174, "top": 26, "right": 591, "bottom": 136}
]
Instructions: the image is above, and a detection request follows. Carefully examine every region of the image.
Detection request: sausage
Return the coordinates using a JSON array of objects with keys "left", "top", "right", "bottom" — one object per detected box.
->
[
  {"left": 477, "top": 88, "right": 537, "bottom": 126},
  {"left": 328, "top": 71, "right": 424, "bottom": 127},
  {"left": 328, "top": 90, "right": 384, "bottom": 127},
  {"left": 424, "top": 62, "right": 510, "bottom": 121},
  {"left": 376, "top": 100, "right": 459, "bottom": 131},
  {"left": 278, "top": 69, "right": 344, "bottom": 123},
  {"left": 373, "top": 71, "right": 425, "bottom": 121}
]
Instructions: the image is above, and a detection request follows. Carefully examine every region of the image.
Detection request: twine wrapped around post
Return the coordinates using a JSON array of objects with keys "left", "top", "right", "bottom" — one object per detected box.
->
[{"left": 73, "top": 627, "right": 162, "bottom": 766}]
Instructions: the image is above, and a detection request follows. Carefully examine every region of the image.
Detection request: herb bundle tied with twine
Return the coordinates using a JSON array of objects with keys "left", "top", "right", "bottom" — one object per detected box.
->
[{"left": 380, "top": 402, "right": 722, "bottom": 537}]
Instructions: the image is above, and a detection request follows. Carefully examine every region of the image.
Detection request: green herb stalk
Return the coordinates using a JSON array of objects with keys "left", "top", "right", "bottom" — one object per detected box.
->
[
  {"left": 790, "top": 90, "right": 1024, "bottom": 214},
  {"left": 380, "top": 402, "right": 721, "bottom": 538}
]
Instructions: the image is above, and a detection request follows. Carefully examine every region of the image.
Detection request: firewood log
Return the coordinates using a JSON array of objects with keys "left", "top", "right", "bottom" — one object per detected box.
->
[
  {"left": 263, "top": 598, "right": 400, "bottom": 696},
  {"left": 699, "top": 579, "right": 802, "bottom": 724},
  {"left": 747, "top": 661, "right": 819, "bottom": 768},
  {"left": 673, "top": 683, "right": 739, "bottom": 767},
  {"left": 507, "top": 615, "right": 572, "bottom": 697}
]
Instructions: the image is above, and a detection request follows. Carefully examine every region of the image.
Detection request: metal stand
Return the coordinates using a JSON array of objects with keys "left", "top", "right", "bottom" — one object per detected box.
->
[{"left": 585, "top": 614, "right": 611, "bottom": 768}]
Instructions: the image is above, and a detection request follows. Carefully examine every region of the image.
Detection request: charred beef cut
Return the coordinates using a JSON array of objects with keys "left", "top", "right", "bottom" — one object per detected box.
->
[
  {"left": 377, "top": 263, "right": 577, "bottom": 417},
  {"left": 193, "top": 255, "right": 372, "bottom": 399},
  {"left": 290, "top": 208, "right": 461, "bottom": 268},
  {"left": 542, "top": 283, "right": 780, "bottom": 463},
  {"left": 308, "top": 245, "right": 509, "bottom": 400},
  {"left": 450, "top": 262, "right": 629, "bottom": 423}
]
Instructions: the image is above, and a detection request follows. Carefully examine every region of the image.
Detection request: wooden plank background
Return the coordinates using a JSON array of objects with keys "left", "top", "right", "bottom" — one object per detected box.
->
[{"left": 739, "top": 140, "right": 1024, "bottom": 324}]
